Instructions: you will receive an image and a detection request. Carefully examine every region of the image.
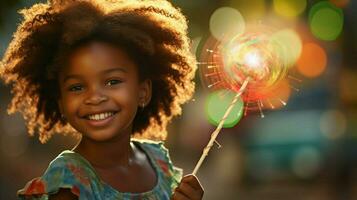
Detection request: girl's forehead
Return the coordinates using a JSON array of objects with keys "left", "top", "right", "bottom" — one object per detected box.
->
[{"left": 62, "top": 41, "right": 138, "bottom": 76}]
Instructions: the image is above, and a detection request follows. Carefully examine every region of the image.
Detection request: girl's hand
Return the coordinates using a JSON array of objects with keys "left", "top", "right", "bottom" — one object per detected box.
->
[{"left": 171, "top": 174, "right": 204, "bottom": 200}]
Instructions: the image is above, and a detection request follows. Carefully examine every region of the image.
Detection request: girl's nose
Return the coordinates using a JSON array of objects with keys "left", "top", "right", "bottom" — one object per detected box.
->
[{"left": 84, "top": 88, "right": 108, "bottom": 105}]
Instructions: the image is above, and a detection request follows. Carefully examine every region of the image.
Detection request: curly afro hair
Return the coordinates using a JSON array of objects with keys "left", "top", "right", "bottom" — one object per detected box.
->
[{"left": 0, "top": 0, "right": 196, "bottom": 143}]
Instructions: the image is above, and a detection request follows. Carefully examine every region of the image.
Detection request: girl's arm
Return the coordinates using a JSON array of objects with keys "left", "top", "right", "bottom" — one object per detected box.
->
[
  {"left": 48, "top": 189, "right": 78, "bottom": 200},
  {"left": 172, "top": 174, "right": 204, "bottom": 200}
]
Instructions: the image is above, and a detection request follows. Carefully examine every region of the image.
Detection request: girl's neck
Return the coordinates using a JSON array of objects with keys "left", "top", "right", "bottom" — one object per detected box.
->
[{"left": 73, "top": 132, "right": 135, "bottom": 169}]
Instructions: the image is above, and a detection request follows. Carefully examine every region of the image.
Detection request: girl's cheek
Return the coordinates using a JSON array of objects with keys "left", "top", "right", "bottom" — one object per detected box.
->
[
  {"left": 111, "top": 90, "right": 131, "bottom": 103},
  {"left": 62, "top": 94, "right": 82, "bottom": 109}
]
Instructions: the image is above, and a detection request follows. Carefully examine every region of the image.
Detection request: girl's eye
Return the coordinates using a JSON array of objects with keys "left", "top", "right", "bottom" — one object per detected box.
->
[
  {"left": 68, "top": 85, "right": 83, "bottom": 92},
  {"left": 106, "top": 79, "right": 122, "bottom": 86}
]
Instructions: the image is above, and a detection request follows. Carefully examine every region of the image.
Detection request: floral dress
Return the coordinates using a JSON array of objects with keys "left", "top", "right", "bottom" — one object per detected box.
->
[{"left": 17, "top": 139, "right": 183, "bottom": 200}]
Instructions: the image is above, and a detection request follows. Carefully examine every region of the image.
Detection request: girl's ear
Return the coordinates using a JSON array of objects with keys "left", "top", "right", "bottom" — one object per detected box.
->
[{"left": 139, "top": 79, "right": 152, "bottom": 107}]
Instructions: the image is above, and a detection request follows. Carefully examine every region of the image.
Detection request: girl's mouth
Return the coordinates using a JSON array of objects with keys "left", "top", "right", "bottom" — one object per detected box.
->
[{"left": 83, "top": 111, "right": 118, "bottom": 127}]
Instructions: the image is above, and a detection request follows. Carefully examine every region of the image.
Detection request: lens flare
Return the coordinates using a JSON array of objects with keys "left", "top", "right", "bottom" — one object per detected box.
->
[
  {"left": 199, "top": 25, "right": 299, "bottom": 113},
  {"left": 222, "top": 31, "right": 291, "bottom": 103},
  {"left": 261, "top": 79, "right": 292, "bottom": 110},
  {"left": 244, "top": 50, "right": 262, "bottom": 68}
]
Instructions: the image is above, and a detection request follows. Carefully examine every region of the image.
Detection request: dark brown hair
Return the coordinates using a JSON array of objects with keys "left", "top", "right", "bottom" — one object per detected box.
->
[{"left": 0, "top": 0, "right": 196, "bottom": 143}]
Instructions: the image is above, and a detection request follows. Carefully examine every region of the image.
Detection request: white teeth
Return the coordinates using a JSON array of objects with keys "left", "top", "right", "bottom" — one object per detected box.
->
[{"left": 87, "top": 112, "right": 114, "bottom": 120}]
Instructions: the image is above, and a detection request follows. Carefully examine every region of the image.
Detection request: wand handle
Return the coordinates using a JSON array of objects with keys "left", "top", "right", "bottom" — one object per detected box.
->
[{"left": 192, "top": 78, "right": 250, "bottom": 175}]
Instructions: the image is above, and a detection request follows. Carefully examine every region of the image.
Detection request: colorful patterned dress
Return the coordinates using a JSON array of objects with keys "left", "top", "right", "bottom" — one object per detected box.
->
[{"left": 17, "top": 139, "right": 183, "bottom": 200}]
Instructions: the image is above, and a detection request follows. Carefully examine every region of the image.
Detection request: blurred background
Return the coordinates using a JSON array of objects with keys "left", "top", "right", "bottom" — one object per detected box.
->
[{"left": 0, "top": 0, "right": 356, "bottom": 199}]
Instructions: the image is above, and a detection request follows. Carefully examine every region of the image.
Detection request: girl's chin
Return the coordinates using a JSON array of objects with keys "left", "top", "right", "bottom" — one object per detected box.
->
[
  {"left": 84, "top": 133, "right": 117, "bottom": 142},
  {"left": 82, "top": 130, "right": 128, "bottom": 142}
]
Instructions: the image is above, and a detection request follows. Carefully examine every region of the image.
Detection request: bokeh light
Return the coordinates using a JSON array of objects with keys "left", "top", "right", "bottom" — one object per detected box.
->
[
  {"left": 309, "top": 1, "right": 344, "bottom": 41},
  {"left": 205, "top": 89, "right": 244, "bottom": 128},
  {"left": 320, "top": 109, "right": 346, "bottom": 140},
  {"left": 329, "top": 0, "right": 350, "bottom": 8},
  {"left": 340, "top": 69, "right": 357, "bottom": 103},
  {"left": 269, "top": 29, "right": 302, "bottom": 67},
  {"left": 209, "top": 7, "right": 245, "bottom": 41},
  {"left": 297, "top": 42, "right": 327, "bottom": 78},
  {"left": 291, "top": 147, "right": 321, "bottom": 179},
  {"left": 229, "top": 0, "right": 266, "bottom": 21},
  {"left": 273, "top": 0, "right": 307, "bottom": 18}
]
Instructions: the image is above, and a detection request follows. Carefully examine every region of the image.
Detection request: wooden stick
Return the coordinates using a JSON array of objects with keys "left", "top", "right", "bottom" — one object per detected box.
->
[{"left": 192, "top": 77, "right": 250, "bottom": 175}]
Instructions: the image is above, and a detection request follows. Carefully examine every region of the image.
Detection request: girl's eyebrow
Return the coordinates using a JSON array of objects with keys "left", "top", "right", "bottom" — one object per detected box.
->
[
  {"left": 63, "top": 67, "right": 127, "bottom": 83},
  {"left": 102, "top": 67, "right": 128, "bottom": 74}
]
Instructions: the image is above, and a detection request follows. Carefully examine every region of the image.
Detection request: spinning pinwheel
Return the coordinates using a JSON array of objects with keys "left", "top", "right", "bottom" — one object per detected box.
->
[{"left": 193, "top": 28, "right": 296, "bottom": 175}]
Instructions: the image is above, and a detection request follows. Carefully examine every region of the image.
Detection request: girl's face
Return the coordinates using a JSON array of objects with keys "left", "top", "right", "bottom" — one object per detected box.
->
[{"left": 57, "top": 41, "right": 151, "bottom": 142}]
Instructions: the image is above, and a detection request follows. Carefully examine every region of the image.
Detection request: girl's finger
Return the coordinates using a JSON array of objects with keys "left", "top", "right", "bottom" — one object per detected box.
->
[
  {"left": 181, "top": 174, "right": 204, "bottom": 191},
  {"left": 171, "top": 190, "right": 190, "bottom": 200},
  {"left": 178, "top": 182, "right": 202, "bottom": 200}
]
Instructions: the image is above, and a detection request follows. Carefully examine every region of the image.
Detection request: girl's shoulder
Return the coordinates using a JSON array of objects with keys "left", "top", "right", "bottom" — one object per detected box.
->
[
  {"left": 133, "top": 139, "right": 183, "bottom": 190},
  {"left": 133, "top": 139, "right": 179, "bottom": 170},
  {"left": 134, "top": 139, "right": 169, "bottom": 160},
  {"left": 17, "top": 150, "right": 101, "bottom": 199}
]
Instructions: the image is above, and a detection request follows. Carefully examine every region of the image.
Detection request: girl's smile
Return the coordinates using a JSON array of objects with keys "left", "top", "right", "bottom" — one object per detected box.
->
[
  {"left": 57, "top": 41, "right": 151, "bottom": 142},
  {"left": 83, "top": 111, "right": 118, "bottom": 128}
]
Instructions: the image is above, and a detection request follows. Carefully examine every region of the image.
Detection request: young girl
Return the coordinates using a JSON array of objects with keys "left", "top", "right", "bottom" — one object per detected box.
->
[{"left": 0, "top": 0, "right": 203, "bottom": 199}]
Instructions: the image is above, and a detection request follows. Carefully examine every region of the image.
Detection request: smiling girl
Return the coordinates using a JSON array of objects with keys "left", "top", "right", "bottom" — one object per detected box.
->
[{"left": 0, "top": 0, "right": 203, "bottom": 199}]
